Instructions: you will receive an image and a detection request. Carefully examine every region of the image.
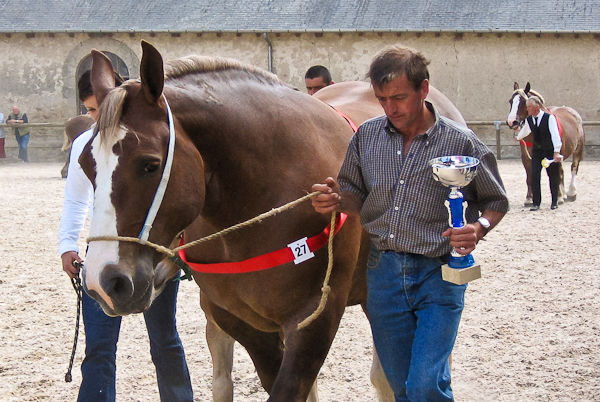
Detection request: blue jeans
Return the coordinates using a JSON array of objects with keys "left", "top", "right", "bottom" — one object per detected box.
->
[
  {"left": 15, "top": 133, "right": 29, "bottom": 162},
  {"left": 366, "top": 249, "right": 466, "bottom": 402},
  {"left": 78, "top": 277, "right": 193, "bottom": 402}
]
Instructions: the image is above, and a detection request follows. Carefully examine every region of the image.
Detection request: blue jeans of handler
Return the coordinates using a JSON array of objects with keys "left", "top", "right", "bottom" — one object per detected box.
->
[
  {"left": 78, "top": 276, "right": 193, "bottom": 402},
  {"left": 15, "top": 133, "right": 29, "bottom": 162},
  {"left": 367, "top": 249, "right": 466, "bottom": 402}
]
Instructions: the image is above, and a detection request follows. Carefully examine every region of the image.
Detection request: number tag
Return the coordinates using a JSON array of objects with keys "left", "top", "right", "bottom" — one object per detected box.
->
[{"left": 287, "top": 237, "right": 315, "bottom": 265}]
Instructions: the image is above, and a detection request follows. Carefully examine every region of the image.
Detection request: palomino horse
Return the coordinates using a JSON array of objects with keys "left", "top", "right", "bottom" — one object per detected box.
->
[
  {"left": 506, "top": 82, "right": 585, "bottom": 205},
  {"left": 81, "top": 41, "right": 370, "bottom": 402},
  {"left": 314, "top": 80, "right": 466, "bottom": 127}
]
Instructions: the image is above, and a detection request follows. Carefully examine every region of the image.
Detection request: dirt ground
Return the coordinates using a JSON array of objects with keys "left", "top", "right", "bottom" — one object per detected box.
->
[{"left": 0, "top": 160, "right": 598, "bottom": 402}]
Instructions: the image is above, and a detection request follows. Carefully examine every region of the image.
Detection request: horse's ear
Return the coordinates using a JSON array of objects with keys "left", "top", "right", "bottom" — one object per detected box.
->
[
  {"left": 514, "top": 82, "right": 519, "bottom": 90},
  {"left": 140, "top": 40, "right": 164, "bottom": 105},
  {"left": 91, "top": 49, "right": 116, "bottom": 106},
  {"left": 524, "top": 82, "right": 531, "bottom": 94}
]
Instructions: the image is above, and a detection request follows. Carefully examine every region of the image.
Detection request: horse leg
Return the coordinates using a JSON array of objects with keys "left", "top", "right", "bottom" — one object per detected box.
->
[
  {"left": 265, "top": 300, "right": 351, "bottom": 402},
  {"left": 205, "top": 300, "right": 285, "bottom": 396},
  {"left": 566, "top": 145, "right": 583, "bottom": 202},
  {"left": 370, "top": 343, "right": 394, "bottom": 402},
  {"left": 201, "top": 292, "right": 235, "bottom": 402},
  {"left": 201, "top": 294, "right": 321, "bottom": 402}
]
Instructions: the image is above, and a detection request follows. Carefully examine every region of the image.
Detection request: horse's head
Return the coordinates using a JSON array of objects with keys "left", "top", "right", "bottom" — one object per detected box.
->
[
  {"left": 507, "top": 82, "right": 548, "bottom": 132},
  {"left": 506, "top": 81, "right": 531, "bottom": 130},
  {"left": 79, "top": 41, "right": 205, "bottom": 316}
]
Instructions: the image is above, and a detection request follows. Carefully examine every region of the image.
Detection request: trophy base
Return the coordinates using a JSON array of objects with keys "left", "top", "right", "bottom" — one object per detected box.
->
[{"left": 441, "top": 264, "right": 481, "bottom": 285}]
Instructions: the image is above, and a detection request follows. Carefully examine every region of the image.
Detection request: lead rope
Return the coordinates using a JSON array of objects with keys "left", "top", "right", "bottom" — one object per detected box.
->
[
  {"left": 86, "top": 191, "right": 337, "bottom": 330},
  {"left": 65, "top": 262, "right": 84, "bottom": 382},
  {"left": 297, "top": 211, "right": 336, "bottom": 330}
]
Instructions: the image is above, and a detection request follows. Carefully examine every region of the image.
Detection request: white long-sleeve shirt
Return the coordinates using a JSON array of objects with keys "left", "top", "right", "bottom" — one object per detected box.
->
[
  {"left": 515, "top": 110, "right": 562, "bottom": 152},
  {"left": 58, "top": 128, "right": 94, "bottom": 256}
]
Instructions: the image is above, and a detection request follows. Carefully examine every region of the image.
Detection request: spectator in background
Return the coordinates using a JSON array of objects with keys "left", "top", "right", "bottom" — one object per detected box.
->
[
  {"left": 0, "top": 111, "right": 5, "bottom": 161},
  {"left": 305, "top": 65, "right": 334, "bottom": 95},
  {"left": 7, "top": 105, "right": 30, "bottom": 162}
]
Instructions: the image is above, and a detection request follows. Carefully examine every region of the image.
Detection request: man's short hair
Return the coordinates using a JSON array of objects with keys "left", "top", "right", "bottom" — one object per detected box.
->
[
  {"left": 305, "top": 65, "right": 332, "bottom": 83},
  {"left": 78, "top": 69, "right": 125, "bottom": 102},
  {"left": 526, "top": 96, "right": 543, "bottom": 108},
  {"left": 367, "top": 45, "right": 430, "bottom": 91}
]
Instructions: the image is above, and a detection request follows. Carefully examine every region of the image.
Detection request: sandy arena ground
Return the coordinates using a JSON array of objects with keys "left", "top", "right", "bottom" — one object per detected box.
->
[{"left": 0, "top": 160, "right": 598, "bottom": 402}]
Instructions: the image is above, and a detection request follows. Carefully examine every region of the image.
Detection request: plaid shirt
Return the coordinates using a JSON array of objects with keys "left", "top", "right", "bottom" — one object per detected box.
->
[{"left": 338, "top": 102, "right": 509, "bottom": 257}]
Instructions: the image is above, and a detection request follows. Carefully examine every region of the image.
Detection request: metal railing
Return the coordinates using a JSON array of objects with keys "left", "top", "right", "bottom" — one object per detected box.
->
[{"left": 465, "top": 120, "right": 600, "bottom": 160}]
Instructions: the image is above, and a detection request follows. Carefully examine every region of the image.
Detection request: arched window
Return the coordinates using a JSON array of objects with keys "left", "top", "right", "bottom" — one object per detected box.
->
[{"left": 76, "top": 52, "right": 130, "bottom": 115}]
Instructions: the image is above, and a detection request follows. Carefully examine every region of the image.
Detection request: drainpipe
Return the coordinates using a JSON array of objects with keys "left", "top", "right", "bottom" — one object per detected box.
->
[{"left": 263, "top": 33, "right": 273, "bottom": 73}]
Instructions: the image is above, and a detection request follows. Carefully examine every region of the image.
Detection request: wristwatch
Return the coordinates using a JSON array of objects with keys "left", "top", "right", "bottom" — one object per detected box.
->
[{"left": 477, "top": 217, "right": 491, "bottom": 232}]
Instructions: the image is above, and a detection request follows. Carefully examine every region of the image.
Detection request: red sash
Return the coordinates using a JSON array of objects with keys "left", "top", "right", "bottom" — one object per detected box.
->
[
  {"left": 332, "top": 107, "right": 359, "bottom": 132},
  {"left": 178, "top": 213, "right": 347, "bottom": 274}
]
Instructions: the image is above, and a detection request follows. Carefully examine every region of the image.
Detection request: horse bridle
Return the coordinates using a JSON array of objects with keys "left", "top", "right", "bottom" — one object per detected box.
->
[
  {"left": 86, "top": 94, "right": 178, "bottom": 256},
  {"left": 509, "top": 89, "right": 529, "bottom": 129},
  {"left": 138, "top": 95, "right": 176, "bottom": 244}
]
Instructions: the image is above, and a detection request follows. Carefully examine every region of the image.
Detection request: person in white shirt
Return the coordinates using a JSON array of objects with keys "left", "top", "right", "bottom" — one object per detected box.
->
[
  {"left": 514, "top": 96, "right": 562, "bottom": 211},
  {"left": 58, "top": 70, "right": 193, "bottom": 402}
]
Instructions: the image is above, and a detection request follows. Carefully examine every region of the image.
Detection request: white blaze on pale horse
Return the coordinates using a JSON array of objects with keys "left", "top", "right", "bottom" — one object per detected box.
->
[
  {"left": 507, "top": 93, "right": 521, "bottom": 127},
  {"left": 84, "top": 126, "right": 128, "bottom": 311}
]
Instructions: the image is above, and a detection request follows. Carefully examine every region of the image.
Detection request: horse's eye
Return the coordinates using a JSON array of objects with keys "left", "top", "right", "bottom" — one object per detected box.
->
[{"left": 144, "top": 161, "right": 160, "bottom": 173}]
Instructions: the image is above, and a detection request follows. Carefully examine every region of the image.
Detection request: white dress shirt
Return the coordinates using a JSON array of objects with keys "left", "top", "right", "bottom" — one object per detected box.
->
[
  {"left": 58, "top": 128, "right": 94, "bottom": 256},
  {"left": 515, "top": 110, "right": 562, "bottom": 152}
]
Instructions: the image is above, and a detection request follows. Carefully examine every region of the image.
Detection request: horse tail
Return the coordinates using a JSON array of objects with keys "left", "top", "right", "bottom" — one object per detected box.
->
[{"left": 61, "top": 132, "right": 71, "bottom": 151}]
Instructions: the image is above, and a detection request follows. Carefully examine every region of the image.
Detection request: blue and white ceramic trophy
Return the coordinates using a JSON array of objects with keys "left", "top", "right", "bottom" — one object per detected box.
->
[{"left": 429, "top": 156, "right": 481, "bottom": 284}]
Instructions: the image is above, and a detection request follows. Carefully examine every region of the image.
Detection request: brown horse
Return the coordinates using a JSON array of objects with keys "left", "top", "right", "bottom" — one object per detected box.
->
[
  {"left": 80, "top": 41, "right": 370, "bottom": 402},
  {"left": 79, "top": 41, "right": 467, "bottom": 401},
  {"left": 506, "top": 82, "right": 585, "bottom": 205},
  {"left": 202, "top": 80, "right": 468, "bottom": 402}
]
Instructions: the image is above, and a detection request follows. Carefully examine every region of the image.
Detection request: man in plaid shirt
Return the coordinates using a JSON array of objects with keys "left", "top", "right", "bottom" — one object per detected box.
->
[{"left": 312, "top": 45, "right": 508, "bottom": 402}]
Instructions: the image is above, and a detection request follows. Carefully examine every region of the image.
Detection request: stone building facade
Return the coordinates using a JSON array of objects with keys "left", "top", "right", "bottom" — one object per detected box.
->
[{"left": 0, "top": 0, "right": 599, "bottom": 161}]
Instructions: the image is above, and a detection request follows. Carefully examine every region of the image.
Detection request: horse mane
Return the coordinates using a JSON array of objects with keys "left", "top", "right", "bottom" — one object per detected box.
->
[
  {"left": 164, "top": 55, "right": 289, "bottom": 88},
  {"left": 95, "top": 56, "right": 291, "bottom": 147},
  {"left": 513, "top": 88, "right": 545, "bottom": 105},
  {"left": 95, "top": 81, "right": 133, "bottom": 148}
]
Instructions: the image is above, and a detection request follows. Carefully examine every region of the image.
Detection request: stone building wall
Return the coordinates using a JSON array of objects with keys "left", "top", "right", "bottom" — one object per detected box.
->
[{"left": 0, "top": 31, "right": 598, "bottom": 161}]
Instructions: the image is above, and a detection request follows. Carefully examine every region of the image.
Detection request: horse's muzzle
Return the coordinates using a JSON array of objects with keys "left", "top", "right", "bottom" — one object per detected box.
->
[
  {"left": 507, "top": 120, "right": 523, "bottom": 130},
  {"left": 84, "top": 263, "right": 154, "bottom": 316}
]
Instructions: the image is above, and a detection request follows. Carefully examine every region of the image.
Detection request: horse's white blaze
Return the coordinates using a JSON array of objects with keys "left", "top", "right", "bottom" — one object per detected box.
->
[
  {"left": 507, "top": 94, "right": 521, "bottom": 126},
  {"left": 84, "top": 127, "right": 128, "bottom": 309}
]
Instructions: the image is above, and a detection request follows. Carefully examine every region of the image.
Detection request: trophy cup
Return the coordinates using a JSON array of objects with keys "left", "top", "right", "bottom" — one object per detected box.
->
[{"left": 429, "top": 156, "right": 481, "bottom": 285}]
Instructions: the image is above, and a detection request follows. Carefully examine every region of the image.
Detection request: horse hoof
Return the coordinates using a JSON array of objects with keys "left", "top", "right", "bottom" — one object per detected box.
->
[
  {"left": 524, "top": 201, "right": 534, "bottom": 207},
  {"left": 566, "top": 195, "right": 577, "bottom": 202}
]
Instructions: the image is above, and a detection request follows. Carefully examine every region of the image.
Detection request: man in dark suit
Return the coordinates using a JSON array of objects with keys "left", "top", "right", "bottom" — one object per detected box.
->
[{"left": 516, "top": 96, "right": 563, "bottom": 210}]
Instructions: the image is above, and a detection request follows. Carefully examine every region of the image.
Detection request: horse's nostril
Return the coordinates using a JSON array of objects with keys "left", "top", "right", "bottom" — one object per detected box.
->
[{"left": 100, "top": 265, "right": 134, "bottom": 301}]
